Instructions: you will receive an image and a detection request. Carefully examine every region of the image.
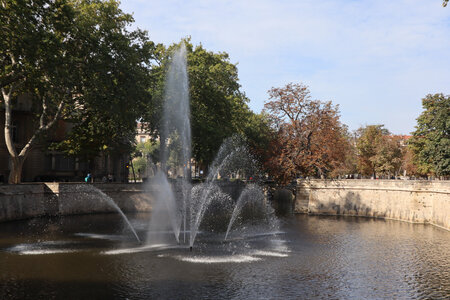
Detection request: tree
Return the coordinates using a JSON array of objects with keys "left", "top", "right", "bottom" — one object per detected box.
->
[
  {"left": 134, "top": 140, "right": 160, "bottom": 162},
  {"left": 131, "top": 139, "right": 160, "bottom": 179},
  {"left": 188, "top": 43, "right": 251, "bottom": 167},
  {"left": 372, "top": 135, "right": 403, "bottom": 177},
  {"left": 329, "top": 130, "right": 358, "bottom": 178},
  {"left": 263, "top": 83, "right": 349, "bottom": 183},
  {"left": 409, "top": 94, "right": 450, "bottom": 177},
  {"left": 51, "top": 0, "right": 155, "bottom": 162},
  {"left": 240, "top": 112, "right": 275, "bottom": 166},
  {"left": 402, "top": 145, "right": 419, "bottom": 177},
  {"left": 356, "top": 125, "right": 387, "bottom": 178},
  {"left": 356, "top": 125, "right": 404, "bottom": 178},
  {"left": 444, "top": 0, "right": 448, "bottom": 7},
  {"left": 1, "top": 0, "right": 154, "bottom": 183},
  {"left": 1, "top": 0, "right": 76, "bottom": 183}
]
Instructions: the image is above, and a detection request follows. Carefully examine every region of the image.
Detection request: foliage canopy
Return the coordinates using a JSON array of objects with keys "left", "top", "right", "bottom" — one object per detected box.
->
[
  {"left": 409, "top": 94, "right": 450, "bottom": 177},
  {"left": 1, "top": 0, "right": 155, "bottom": 182},
  {"left": 263, "top": 83, "right": 350, "bottom": 183}
]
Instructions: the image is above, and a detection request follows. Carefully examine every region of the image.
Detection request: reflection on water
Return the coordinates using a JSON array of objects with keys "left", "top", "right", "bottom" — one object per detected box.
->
[{"left": 0, "top": 214, "right": 449, "bottom": 299}]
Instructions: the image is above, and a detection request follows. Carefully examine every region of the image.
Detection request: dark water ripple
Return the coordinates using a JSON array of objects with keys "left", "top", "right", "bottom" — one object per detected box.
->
[{"left": 0, "top": 214, "right": 448, "bottom": 299}]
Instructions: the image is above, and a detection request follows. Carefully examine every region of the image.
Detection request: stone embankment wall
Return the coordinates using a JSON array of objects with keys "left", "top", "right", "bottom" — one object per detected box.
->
[
  {"left": 296, "top": 180, "right": 450, "bottom": 230},
  {"left": 0, "top": 181, "right": 246, "bottom": 223},
  {"left": 0, "top": 184, "right": 55, "bottom": 222},
  {"left": 2, "top": 181, "right": 449, "bottom": 231},
  {"left": 0, "top": 183, "right": 152, "bottom": 222}
]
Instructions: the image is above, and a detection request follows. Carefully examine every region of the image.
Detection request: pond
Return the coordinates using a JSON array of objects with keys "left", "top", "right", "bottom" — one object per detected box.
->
[{"left": 0, "top": 213, "right": 449, "bottom": 299}]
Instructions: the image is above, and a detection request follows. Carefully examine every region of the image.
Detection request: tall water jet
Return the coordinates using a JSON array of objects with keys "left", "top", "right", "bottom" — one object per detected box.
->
[
  {"left": 160, "top": 43, "right": 191, "bottom": 175},
  {"left": 147, "top": 172, "right": 181, "bottom": 244},
  {"left": 147, "top": 43, "right": 191, "bottom": 245}
]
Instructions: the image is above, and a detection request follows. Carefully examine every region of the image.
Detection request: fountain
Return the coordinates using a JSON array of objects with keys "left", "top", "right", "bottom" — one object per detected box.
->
[
  {"left": 0, "top": 41, "right": 284, "bottom": 262},
  {"left": 145, "top": 43, "right": 278, "bottom": 250},
  {"left": 146, "top": 43, "right": 192, "bottom": 246},
  {"left": 69, "top": 184, "right": 142, "bottom": 243}
]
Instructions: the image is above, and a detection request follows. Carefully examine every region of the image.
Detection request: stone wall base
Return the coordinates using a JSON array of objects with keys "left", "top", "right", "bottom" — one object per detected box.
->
[{"left": 296, "top": 180, "right": 450, "bottom": 231}]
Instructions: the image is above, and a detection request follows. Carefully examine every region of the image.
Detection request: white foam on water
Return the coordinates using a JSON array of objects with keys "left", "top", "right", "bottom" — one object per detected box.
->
[
  {"left": 102, "top": 244, "right": 171, "bottom": 255},
  {"left": 75, "top": 233, "right": 126, "bottom": 241},
  {"left": 147, "top": 230, "right": 195, "bottom": 235},
  {"left": 251, "top": 250, "right": 289, "bottom": 257},
  {"left": 270, "top": 239, "right": 291, "bottom": 253},
  {"left": 39, "top": 241, "right": 72, "bottom": 245},
  {"left": 225, "top": 231, "right": 285, "bottom": 242},
  {"left": 174, "top": 255, "right": 262, "bottom": 264},
  {"left": 18, "top": 249, "right": 76, "bottom": 255},
  {"left": 8, "top": 244, "right": 28, "bottom": 252},
  {"left": 7, "top": 242, "right": 72, "bottom": 254},
  {"left": 244, "top": 231, "right": 285, "bottom": 238},
  {"left": 8, "top": 241, "right": 72, "bottom": 252},
  {"left": 223, "top": 236, "right": 245, "bottom": 242}
]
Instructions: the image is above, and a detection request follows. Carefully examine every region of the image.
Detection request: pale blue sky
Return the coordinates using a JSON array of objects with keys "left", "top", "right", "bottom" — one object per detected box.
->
[{"left": 120, "top": 0, "right": 450, "bottom": 134}]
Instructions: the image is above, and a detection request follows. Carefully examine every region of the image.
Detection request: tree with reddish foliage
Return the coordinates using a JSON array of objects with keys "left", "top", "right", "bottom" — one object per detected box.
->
[
  {"left": 402, "top": 146, "right": 418, "bottom": 177},
  {"left": 263, "top": 83, "right": 350, "bottom": 183}
]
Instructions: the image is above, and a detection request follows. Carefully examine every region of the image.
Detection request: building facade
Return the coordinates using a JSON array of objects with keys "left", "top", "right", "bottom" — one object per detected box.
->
[{"left": 0, "top": 96, "right": 129, "bottom": 183}]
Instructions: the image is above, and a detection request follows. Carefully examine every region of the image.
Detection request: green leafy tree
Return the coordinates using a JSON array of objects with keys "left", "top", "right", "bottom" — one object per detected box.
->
[
  {"left": 188, "top": 43, "right": 251, "bottom": 167},
  {"left": 356, "top": 125, "right": 388, "bottom": 178},
  {"left": 240, "top": 112, "right": 275, "bottom": 166},
  {"left": 372, "top": 135, "right": 403, "bottom": 177},
  {"left": 1, "top": 0, "right": 155, "bottom": 183},
  {"left": 132, "top": 156, "right": 147, "bottom": 179},
  {"left": 409, "top": 94, "right": 450, "bottom": 177},
  {"left": 52, "top": 0, "right": 155, "bottom": 162},
  {"left": 135, "top": 140, "right": 160, "bottom": 162},
  {"left": 132, "top": 140, "right": 160, "bottom": 178},
  {"left": 356, "top": 125, "right": 404, "bottom": 178},
  {"left": 1, "top": 0, "right": 77, "bottom": 183}
]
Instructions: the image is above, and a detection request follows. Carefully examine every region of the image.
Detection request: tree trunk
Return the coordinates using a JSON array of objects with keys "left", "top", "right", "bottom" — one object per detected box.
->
[
  {"left": 2, "top": 85, "right": 24, "bottom": 184},
  {"left": 8, "top": 156, "right": 25, "bottom": 184},
  {"left": 2, "top": 84, "right": 65, "bottom": 184}
]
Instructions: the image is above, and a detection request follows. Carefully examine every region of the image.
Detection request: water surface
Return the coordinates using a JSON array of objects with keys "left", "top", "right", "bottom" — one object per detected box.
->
[{"left": 0, "top": 214, "right": 448, "bottom": 299}]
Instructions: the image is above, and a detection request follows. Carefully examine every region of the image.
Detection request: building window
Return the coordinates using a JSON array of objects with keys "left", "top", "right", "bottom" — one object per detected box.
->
[
  {"left": 54, "top": 154, "right": 75, "bottom": 171},
  {"left": 45, "top": 155, "right": 53, "bottom": 171},
  {"left": 140, "top": 136, "right": 146, "bottom": 143}
]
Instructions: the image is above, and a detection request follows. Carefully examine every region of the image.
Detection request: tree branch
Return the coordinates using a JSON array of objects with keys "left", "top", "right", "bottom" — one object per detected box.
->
[
  {"left": 0, "top": 72, "right": 25, "bottom": 89},
  {"left": 18, "top": 99, "right": 66, "bottom": 158},
  {"left": 39, "top": 92, "right": 48, "bottom": 128}
]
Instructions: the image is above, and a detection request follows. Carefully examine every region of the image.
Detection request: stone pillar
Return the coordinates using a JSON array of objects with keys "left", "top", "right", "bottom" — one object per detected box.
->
[{"left": 295, "top": 181, "right": 310, "bottom": 213}]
